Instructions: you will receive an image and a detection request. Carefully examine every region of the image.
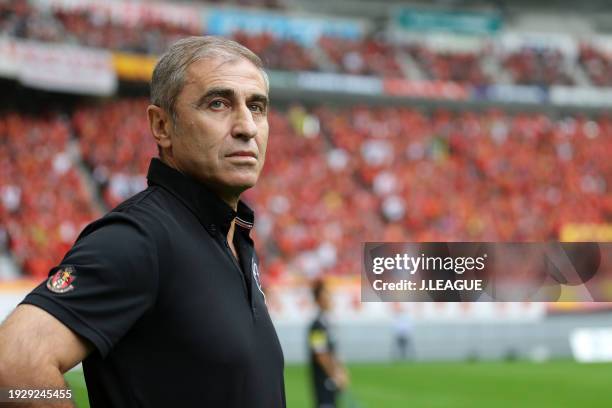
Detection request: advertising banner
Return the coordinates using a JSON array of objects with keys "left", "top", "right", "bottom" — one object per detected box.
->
[
  {"left": 473, "top": 84, "right": 549, "bottom": 105},
  {"left": 384, "top": 79, "right": 470, "bottom": 100},
  {"left": 14, "top": 40, "right": 116, "bottom": 95},
  {"left": 267, "top": 280, "right": 545, "bottom": 323},
  {"left": 268, "top": 70, "right": 298, "bottom": 89},
  {"left": 296, "top": 72, "right": 382, "bottom": 95},
  {"left": 393, "top": 7, "right": 502, "bottom": 35},
  {"left": 0, "top": 37, "right": 18, "bottom": 78},
  {"left": 206, "top": 8, "right": 365, "bottom": 46},
  {"left": 561, "top": 224, "right": 612, "bottom": 242},
  {"left": 112, "top": 52, "right": 157, "bottom": 82},
  {"left": 550, "top": 86, "right": 612, "bottom": 108}
]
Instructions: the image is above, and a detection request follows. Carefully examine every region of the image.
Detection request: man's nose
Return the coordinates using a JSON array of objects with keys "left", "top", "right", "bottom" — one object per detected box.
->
[{"left": 231, "top": 105, "right": 258, "bottom": 140}]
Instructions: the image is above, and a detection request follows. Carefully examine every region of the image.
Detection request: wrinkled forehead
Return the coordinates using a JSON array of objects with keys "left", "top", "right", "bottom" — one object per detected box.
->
[{"left": 183, "top": 56, "right": 268, "bottom": 97}]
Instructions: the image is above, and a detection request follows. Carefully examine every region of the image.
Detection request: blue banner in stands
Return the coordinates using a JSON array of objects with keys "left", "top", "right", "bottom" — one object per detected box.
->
[
  {"left": 472, "top": 85, "right": 549, "bottom": 105},
  {"left": 205, "top": 8, "right": 364, "bottom": 46}
]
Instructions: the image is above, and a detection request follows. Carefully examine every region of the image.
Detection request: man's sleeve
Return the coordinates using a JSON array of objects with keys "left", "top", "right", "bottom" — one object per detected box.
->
[
  {"left": 20, "top": 211, "right": 159, "bottom": 358},
  {"left": 308, "top": 322, "right": 329, "bottom": 354}
]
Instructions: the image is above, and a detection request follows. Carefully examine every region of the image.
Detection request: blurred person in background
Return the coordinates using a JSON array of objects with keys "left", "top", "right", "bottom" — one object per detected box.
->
[
  {"left": 308, "top": 279, "right": 350, "bottom": 408},
  {"left": 392, "top": 307, "right": 414, "bottom": 361},
  {"left": 0, "top": 36, "right": 285, "bottom": 407}
]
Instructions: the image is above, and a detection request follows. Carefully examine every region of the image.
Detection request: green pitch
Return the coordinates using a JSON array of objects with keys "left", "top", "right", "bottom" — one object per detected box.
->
[{"left": 65, "top": 361, "right": 612, "bottom": 408}]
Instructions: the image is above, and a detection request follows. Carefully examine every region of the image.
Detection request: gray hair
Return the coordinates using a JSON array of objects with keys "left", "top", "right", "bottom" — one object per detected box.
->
[{"left": 150, "top": 36, "right": 269, "bottom": 122}]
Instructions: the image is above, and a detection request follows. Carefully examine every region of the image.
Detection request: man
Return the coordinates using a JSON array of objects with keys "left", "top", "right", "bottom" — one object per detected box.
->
[
  {"left": 392, "top": 308, "right": 414, "bottom": 361},
  {"left": 308, "top": 279, "right": 349, "bottom": 408},
  {"left": 0, "top": 36, "right": 285, "bottom": 407}
]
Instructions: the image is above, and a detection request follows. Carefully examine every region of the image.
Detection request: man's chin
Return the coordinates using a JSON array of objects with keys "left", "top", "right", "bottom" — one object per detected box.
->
[
  {"left": 205, "top": 170, "right": 261, "bottom": 199},
  {"left": 225, "top": 176, "right": 259, "bottom": 194}
]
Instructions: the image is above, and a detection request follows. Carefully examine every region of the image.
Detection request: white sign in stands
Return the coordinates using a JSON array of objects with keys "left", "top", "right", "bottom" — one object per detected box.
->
[{"left": 3, "top": 39, "right": 117, "bottom": 96}]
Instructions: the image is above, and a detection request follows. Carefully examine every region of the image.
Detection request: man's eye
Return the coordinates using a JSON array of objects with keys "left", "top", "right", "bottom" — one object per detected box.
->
[
  {"left": 209, "top": 100, "right": 227, "bottom": 109},
  {"left": 249, "top": 104, "right": 265, "bottom": 113}
]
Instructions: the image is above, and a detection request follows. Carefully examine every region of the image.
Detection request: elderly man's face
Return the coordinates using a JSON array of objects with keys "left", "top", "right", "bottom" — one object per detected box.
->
[{"left": 169, "top": 57, "right": 269, "bottom": 198}]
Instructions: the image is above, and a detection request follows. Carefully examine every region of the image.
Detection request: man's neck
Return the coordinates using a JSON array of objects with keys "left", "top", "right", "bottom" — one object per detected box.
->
[
  {"left": 160, "top": 156, "right": 240, "bottom": 210},
  {"left": 216, "top": 192, "right": 239, "bottom": 212}
]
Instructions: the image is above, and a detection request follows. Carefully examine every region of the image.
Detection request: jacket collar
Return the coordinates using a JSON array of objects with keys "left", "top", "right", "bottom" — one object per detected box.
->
[{"left": 146, "top": 158, "right": 255, "bottom": 236}]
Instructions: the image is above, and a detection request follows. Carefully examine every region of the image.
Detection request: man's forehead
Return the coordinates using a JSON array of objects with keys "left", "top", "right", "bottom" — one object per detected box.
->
[{"left": 184, "top": 57, "right": 267, "bottom": 96}]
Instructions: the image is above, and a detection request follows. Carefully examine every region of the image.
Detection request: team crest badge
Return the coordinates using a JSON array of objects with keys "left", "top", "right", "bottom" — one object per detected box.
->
[{"left": 46, "top": 265, "right": 76, "bottom": 294}]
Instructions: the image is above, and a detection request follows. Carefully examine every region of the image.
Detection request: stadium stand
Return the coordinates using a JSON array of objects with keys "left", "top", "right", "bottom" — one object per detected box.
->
[
  {"left": 579, "top": 43, "right": 612, "bottom": 87},
  {"left": 3, "top": 97, "right": 610, "bottom": 280},
  {"left": 502, "top": 48, "right": 575, "bottom": 86},
  {"left": 72, "top": 99, "right": 156, "bottom": 208},
  {"left": 3, "top": 0, "right": 612, "bottom": 86},
  {"left": 0, "top": 0, "right": 611, "bottom": 282},
  {"left": 318, "top": 35, "right": 405, "bottom": 78},
  {"left": 0, "top": 0, "right": 200, "bottom": 55},
  {"left": 0, "top": 113, "right": 98, "bottom": 278},
  {"left": 232, "top": 31, "right": 320, "bottom": 72},
  {"left": 405, "top": 44, "right": 492, "bottom": 85}
]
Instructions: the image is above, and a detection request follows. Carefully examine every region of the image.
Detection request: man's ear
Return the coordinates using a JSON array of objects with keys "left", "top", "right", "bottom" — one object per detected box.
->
[{"left": 147, "top": 105, "right": 174, "bottom": 153}]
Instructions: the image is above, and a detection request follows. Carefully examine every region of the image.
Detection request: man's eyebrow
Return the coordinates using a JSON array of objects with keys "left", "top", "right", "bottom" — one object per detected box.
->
[
  {"left": 248, "top": 94, "right": 269, "bottom": 106},
  {"left": 195, "top": 87, "right": 236, "bottom": 106},
  {"left": 195, "top": 88, "right": 268, "bottom": 107}
]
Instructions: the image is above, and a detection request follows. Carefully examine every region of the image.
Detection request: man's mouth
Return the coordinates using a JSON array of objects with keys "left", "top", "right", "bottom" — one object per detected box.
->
[{"left": 227, "top": 151, "right": 257, "bottom": 159}]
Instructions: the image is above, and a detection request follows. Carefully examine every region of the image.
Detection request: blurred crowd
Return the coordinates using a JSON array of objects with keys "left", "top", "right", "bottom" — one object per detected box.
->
[
  {"left": 2, "top": 1, "right": 612, "bottom": 87},
  {"left": 232, "top": 31, "right": 319, "bottom": 73},
  {"left": 1, "top": 99, "right": 610, "bottom": 280},
  {"left": 72, "top": 99, "right": 156, "bottom": 208},
  {"left": 502, "top": 48, "right": 575, "bottom": 87},
  {"left": 0, "top": 0, "right": 199, "bottom": 55},
  {"left": 405, "top": 44, "right": 491, "bottom": 86},
  {"left": 579, "top": 44, "right": 612, "bottom": 87},
  {"left": 0, "top": 113, "right": 98, "bottom": 277},
  {"left": 318, "top": 35, "right": 404, "bottom": 78}
]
